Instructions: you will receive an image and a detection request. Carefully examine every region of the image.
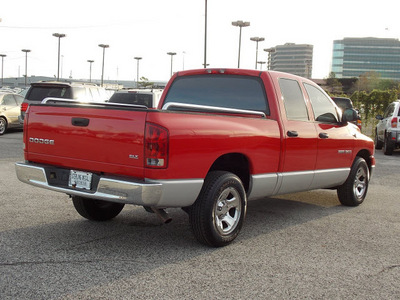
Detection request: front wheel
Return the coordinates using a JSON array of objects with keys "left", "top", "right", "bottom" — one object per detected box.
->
[
  {"left": 72, "top": 196, "right": 125, "bottom": 221},
  {"left": 374, "top": 130, "right": 383, "bottom": 150},
  {"left": 337, "top": 157, "right": 369, "bottom": 206},
  {"left": 189, "top": 171, "right": 247, "bottom": 247}
]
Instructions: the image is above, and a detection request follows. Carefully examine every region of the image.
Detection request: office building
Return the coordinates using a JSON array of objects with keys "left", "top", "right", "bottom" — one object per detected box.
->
[
  {"left": 266, "top": 43, "right": 313, "bottom": 78},
  {"left": 331, "top": 37, "right": 400, "bottom": 80}
]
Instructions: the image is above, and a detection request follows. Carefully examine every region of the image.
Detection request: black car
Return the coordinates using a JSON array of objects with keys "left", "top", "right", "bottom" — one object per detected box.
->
[{"left": 331, "top": 97, "right": 362, "bottom": 129}]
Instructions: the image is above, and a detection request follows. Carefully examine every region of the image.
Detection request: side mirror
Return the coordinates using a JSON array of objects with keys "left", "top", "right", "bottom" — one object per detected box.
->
[
  {"left": 375, "top": 115, "right": 383, "bottom": 120},
  {"left": 342, "top": 108, "right": 358, "bottom": 123}
]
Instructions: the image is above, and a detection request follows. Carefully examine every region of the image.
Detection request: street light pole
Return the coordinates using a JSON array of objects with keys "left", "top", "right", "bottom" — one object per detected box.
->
[
  {"left": 21, "top": 49, "right": 31, "bottom": 87},
  {"left": 87, "top": 60, "right": 94, "bottom": 82},
  {"left": 0, "top": 54, "right": 6, "bottom": 87},
  {"left": 250, "top": 37, "right": 265, "bottom": 69},
  {"left": 167, "top": 52, "right": 176, "bottom": 77},
  {"left": 232, "top": 20, "right": 250, "bottom": 68},
  {"left": 204, "top": 0, "right": 207, "bottom": 68},
  {"left": 134, "top": 57, "right": 142, "bottom": 88},
  {"left": 98, "top": 44, "right": 109, "bottom": 87},
  {"left": 52, "top": 33, "right": 66, "bottom": 81},
  {"left": 257, "top": 61, "right": 266, "bottom": 70}
]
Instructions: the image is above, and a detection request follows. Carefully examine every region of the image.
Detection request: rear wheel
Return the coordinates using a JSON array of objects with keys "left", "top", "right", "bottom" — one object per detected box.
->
[
  {"left": 337, "top": 157, "right": 369, "bottom": 206},
  {"left": 72, "top": 196, "right": 125, "bottom": 221},
  {"left": 189, "top": 171, "right": 247, "bottom": 247},
  {"left": 383, "top": 133, "right": 394, "bottom": 155},
  {"left": 0, "top": 117, "right": 7, "bottom": 135}
]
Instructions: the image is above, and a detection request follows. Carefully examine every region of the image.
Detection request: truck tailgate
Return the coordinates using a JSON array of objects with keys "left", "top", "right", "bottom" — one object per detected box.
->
[{"left": 24, "top": 104, "right": 147, "bottom": 178}]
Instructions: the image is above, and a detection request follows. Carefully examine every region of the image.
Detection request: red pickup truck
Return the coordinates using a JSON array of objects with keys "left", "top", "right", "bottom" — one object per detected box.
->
[{"left": 16, "top": 69, "right": 375, "bottom": 247}]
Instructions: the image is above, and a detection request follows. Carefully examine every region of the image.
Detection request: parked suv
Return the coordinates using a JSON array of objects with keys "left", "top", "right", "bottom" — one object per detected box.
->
[
  {"left": 20, "top": 81, "right": 110, "bottom": 121},
  {"left": 107, "top": 89, "right": 163, "bottom": 108},
  {"left": 331, "top": 97, "right": 362, "bottom": 129},
  {"left": 375, "top": 100, "right": 400, "bottom": 155}
]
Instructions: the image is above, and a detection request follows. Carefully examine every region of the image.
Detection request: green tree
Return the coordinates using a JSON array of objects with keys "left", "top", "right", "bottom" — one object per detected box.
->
[
  {"left": 138, "top": 76, "right": 154, "bottom": 88},
  {"left": 325, "top": 72, "right": 342, "bottom": 94}
]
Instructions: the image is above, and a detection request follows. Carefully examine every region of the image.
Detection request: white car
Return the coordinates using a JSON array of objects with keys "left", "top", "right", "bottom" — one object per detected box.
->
[
  {"left": 375, "top": 100, "right": 400, "bottom": 155},
  {"left": 0, "top": 92, "right": 24, "bottom": 135},
  {"left": 107, "top": 89, "right": 163, "bottom": 108}
]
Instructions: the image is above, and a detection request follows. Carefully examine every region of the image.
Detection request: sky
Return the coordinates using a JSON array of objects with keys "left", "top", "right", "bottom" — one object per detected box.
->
[{"left": 1, "top": 0, "right": 399, "bottom": 83}]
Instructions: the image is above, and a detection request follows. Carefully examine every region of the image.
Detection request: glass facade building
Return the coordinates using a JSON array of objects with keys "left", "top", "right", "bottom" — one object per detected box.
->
[
  {"left": 268, "top": 43, "right": 313, "bottom": 78},
  {"left": 331, "top": 37, "right": 400, "bottom": 80}
]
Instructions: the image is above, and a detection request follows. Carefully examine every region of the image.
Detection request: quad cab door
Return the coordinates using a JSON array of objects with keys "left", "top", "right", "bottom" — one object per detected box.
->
[
  {"left": 303, "top": 83, "right": 354, "bottom": 189},
  {"left": 275, "top": 77, "right": 318, "bottom": 194}
]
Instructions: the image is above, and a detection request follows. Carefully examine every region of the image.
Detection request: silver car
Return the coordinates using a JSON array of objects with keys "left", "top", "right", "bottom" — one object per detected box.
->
[
  {"left": 0, "top": 92, "right": 24, "bottom": 135},
  {"left": 375, "top": 100, "right": 400, "bottom": 155}
]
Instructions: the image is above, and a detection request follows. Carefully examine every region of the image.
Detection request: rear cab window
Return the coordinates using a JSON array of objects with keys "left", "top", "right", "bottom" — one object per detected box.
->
[{"left": 163, "top": 74, "right": 269, "bottom": 115}]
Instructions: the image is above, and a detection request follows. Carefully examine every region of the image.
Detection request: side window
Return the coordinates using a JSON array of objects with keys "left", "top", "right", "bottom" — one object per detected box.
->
[
  {"left": 383, "top": 104, "right": 394, "bottom": 118},
  {"left": 304, "top": 83, "right": 339, "bottom": 123},
  {"left": 279, "top": 78, "right": 309, "bottom": 121},
  {"left": 3, "top": 94, "right": 17, "bottom": 106},
  {"left": 13, "top": 94, "right": 24, "bottom": 105}
]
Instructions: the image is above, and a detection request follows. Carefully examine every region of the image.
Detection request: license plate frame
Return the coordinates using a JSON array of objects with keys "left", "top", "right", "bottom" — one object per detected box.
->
[{"left": 68, "top": 170, "right": 93, "bottom": 190}]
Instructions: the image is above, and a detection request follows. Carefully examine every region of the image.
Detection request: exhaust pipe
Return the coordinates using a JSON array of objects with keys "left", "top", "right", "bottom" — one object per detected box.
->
[{"left": 151, "top": 207, "right": 172, "bottom": 224}]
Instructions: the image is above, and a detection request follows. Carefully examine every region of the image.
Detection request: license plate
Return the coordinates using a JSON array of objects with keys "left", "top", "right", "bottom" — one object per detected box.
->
[{"left": 68, "top": 170, "right": 92, "bottom": 190}]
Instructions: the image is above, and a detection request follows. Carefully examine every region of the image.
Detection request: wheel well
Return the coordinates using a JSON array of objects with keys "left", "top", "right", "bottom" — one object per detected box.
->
[
  {"left": 356, "top": 150, "right": 373, "bottom": 174},
  {"left": 208, "top": 153, "right": 250, "bottom": 192}
]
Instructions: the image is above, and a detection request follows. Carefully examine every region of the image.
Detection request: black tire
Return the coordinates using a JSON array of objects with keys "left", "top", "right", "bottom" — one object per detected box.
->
[
  {"left": 383, "top": 134, "right": 394, "bottom": 155},
  {"left": 189, "top": 171, "right": 247, "bottom": 247},
  {"left": 374, "top": 130, "right": 383, "bottom": 150},
  {"left": 72, "top": 196, "right": 125, "bottom": 221},
  {"left": 337, "top": 157, "right": 369, "bottom": 206},
  {"left": 0, "top": 117, "right": 7, "bottom": 135}
]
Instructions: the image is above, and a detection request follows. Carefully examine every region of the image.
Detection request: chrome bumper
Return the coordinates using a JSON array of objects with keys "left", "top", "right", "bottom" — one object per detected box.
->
[
  {"left": 15, "top": 162, "right": 162, "bottom": 205},
  {"left": 15, "top": 162, "right": 202, "bottom": 207}
]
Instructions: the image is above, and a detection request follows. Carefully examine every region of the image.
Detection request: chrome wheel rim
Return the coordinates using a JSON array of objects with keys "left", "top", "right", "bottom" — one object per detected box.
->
[
  {"left": 353, "top": 166, "right": 368, "bottom": 200},
  {"left": 214, "top": 187, "right": 241, "bottom": 235},
  {"left": 0, "top": 119, "right": 6, "bottom": 134}
]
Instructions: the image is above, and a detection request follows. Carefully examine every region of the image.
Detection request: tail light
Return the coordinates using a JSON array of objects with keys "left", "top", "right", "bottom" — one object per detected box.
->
[
  {"left": 21, "top": 102, "right": 29, "bottom": 113},
  {"left": 356, "top": 119, "right": 362, "bottom": 130},
  {"left": 145, "top": 123, "right": 169, "bottom": 168},
  {"left": 391, "top": 117, "right": 398, "bottom": 128}
]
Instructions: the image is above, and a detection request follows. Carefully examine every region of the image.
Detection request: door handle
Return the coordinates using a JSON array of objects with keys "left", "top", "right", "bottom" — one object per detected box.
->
[
  {"left": 71, "top": 118, "right": 90, "bottom": 127},
  {"left": 287, "top": 130, "right": 298, "bottom": 137},
  {"left": 319, "top": 132, "right": 329, "bottom": 139}
]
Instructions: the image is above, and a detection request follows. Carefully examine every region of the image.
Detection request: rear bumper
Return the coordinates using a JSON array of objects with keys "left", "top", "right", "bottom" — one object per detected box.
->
[{"left": 15, "top": 162, "right": 203, "bottom": 208}]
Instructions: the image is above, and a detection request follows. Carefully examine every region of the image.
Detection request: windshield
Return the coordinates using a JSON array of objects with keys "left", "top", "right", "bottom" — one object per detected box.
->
[
  {"left": 27, "top": 86, "right": 72, "bottom": 101},
  {"left": 109, "top": 93, "right": 153, "bottom": 107}
]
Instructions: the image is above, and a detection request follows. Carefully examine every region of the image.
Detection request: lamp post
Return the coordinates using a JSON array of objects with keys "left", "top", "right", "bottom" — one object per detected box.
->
[
  {"left": 87, "top": 60, "right": 94, "bottom": 82},
  {"left": 21, "top": 49, "right": 31, "bottom": 87},
  {"left": 204, "top": 0, "right": 207, "bottom": 68},
  {"left": 134, "top": 57, "right": 142, "bottom": 88},
  {"left": 98, "top": 44, "right": 109, "bottom": 87},
  {"left": 250, "top": 37, "right": 265, "bottom": 69},
  {"left": 52, "top": 33, "right": 66, "bottom": 81},
  {"left": 232, "top": 20, "right": 250, "bottom": 68},
  {"left": 0, "top": 54, "right": 6, "bottom": 87},
  {"left": 167, "top": 52, "right": 176, "bottom": 77},
  {"left": 257, "top": 61, "right": 266, "bottom": 70}
]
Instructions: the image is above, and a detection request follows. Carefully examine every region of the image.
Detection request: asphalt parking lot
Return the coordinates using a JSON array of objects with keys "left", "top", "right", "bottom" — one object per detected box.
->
[{"left": 1, "top": 130, "right": 399, "bottom": 299}]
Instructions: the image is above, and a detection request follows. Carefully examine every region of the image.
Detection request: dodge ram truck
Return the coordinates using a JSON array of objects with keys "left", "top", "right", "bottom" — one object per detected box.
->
[{"left": 16, "top": 69, "right": 375, "bottom": 247}]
